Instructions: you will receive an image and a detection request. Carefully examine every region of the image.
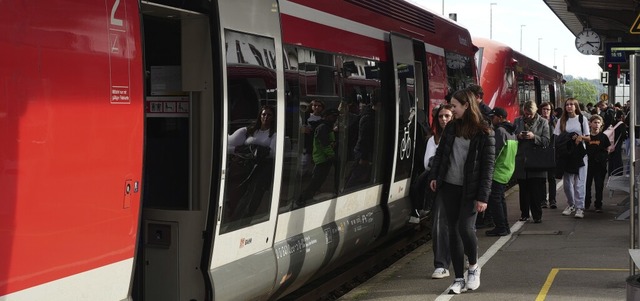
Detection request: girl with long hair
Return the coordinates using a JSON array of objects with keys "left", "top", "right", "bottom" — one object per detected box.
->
[
  {"left": 428, "top": 89, "right": 495, "bottom": 294},
  {"left": 554, "top": 98, "right": 590, "bottom": 219}
]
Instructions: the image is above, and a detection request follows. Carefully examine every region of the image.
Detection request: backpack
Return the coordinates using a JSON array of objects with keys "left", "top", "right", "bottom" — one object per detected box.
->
[{"left": 603, "top": 121, "right": 623, "bottom": 154}]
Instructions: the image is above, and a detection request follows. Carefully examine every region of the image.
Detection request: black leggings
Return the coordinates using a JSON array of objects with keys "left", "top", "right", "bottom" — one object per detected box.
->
[{"left": 437, "top": 182, "right": 479, "bottom": 278}]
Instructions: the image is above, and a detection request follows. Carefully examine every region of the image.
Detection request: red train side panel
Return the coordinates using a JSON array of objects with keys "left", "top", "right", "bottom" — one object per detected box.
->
[
  {"left": 474, "top": 37, "right": 564, "bottom": 120},
  {"left": 0, "top": 0, "right": 143, "bottom": 298}
]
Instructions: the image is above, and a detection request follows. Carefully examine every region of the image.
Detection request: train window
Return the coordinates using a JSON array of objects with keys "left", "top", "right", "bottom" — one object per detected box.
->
[
  {"left": 278, "top": 46, "right": 385, "bottom": 211},
  {"left": 221, "top": 30, "right": 277, "bottom": 233},
  {"left": 505, "top": 68, "right": 514, "bottom": 87},
  {"left": 517, "top": 74, "right": 535, "bottom": 107},
  {"left": 445, "top": 51, "right": 474, "bottom": 93}
]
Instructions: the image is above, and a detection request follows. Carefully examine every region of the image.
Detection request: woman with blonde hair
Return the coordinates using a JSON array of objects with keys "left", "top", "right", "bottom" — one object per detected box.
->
[{"left": 513, "top": 100, "right": 550, "bottom": 223}]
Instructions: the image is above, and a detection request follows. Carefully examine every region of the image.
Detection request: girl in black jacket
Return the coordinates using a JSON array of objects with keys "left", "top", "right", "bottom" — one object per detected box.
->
[{"left": 428, "top": 89, "right": 495, "bottom": 294}]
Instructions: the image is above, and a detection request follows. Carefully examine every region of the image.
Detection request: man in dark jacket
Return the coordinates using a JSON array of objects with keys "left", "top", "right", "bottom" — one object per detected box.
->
[{"left": 486, "top": 107, "right": 518, "bottom": 236}]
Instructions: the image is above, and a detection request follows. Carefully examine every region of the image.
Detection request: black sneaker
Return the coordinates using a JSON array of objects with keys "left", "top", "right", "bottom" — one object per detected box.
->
[
  {"left": 550, "top": 204, "right": 557, "bottom": 209},
  {"left": 595, "top": 208, "right": 603, "bottom": 213},
  {"left": 485, "top": 228, "right": 510, "bottom": 236}
]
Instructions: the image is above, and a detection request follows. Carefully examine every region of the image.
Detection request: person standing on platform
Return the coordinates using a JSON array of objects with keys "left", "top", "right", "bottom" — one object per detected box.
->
[
  {"left": 555, "top": 98, "right": 590, "bottom": 219},
  {"left": 428, "top": 89, "right": 495, "bottom": 294},
  {"left": 411, "top": 104, "right": 453, "bottom": 279},
  {"left": 608, "top": 110, "right": 627, "bottom": 176},
  {"left": 585, "top": 115, "right": 610, "bottom": 213},
  {"left": 539, "top": 102, "right": 558, "bottom": 209},
  {"left": 485, "top": 107, "right": 517, "bottom": 236},
  {"left": 514, "top": 101, "right": 550, "bottom": 223},
  {"left": 467, "top": 84, "right": 493, "bottom": 229}
]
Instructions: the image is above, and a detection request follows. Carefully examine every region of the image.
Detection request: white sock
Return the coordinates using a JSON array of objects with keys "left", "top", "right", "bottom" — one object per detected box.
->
[{"left": 468, "top": 264, "right": 478, "bottom": 270}]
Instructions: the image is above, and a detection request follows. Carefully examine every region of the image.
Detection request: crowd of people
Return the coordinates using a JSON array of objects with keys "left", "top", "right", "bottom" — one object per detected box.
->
[{"left": 411, "top": 87, "right": 631, "bottom": 294}]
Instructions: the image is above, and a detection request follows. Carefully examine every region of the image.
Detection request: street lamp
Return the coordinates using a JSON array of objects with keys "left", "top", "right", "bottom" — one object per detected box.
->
[
  {"left": 520, "top": 25, "right": 525, "bottom": 52},
  {"left": 442, "top": 0, "right": 444, "bottom": 15},
  {"left": 537, "top": 37, "right": 543, "bottom": 61},
  {"left": 490, "top": 3, "right": 497, "bottom": 39},
  {"left": 553, "top": 48, "right": 557, "bottom": 69}
]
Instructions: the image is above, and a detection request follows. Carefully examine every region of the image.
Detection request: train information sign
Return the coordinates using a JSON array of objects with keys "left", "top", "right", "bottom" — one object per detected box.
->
[{"left": 605, "top": 43, "right": 640, "bottom": 64}]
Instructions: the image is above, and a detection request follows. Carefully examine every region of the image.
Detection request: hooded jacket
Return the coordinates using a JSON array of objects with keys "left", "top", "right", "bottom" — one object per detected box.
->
[
  {"left": 427, "top": 121, "right": 495, "bottom": 204},
  {"left": 493, "top": 121, "right": 518, "bottom": 184}
]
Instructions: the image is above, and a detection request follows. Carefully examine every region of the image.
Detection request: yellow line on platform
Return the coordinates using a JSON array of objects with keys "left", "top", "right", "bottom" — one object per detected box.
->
[{"left": 535, "top": 268, "right": 628, "bottom": 301}]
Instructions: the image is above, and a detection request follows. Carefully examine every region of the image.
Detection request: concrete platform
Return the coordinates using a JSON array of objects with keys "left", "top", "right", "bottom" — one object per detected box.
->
[{"left": 338, "top": 182, "right": 632, "bottom": 301}]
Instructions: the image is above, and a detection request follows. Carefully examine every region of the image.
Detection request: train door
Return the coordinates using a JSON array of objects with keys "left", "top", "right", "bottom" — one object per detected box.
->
[
  {"left": 387, "top": 33, "right": 419, "bottom": 229},
  {"left": 136, "top": 2, "right": 215, "bottom": 301},
  {"left": 207, "top": 1, "right": 285, "bottom": 300}
]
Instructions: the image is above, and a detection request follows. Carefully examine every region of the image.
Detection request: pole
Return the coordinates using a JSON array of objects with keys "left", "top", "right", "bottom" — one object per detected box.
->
[
  {"left": 553, "top": 48, "right": 557, "bottom": 69},
  {"left": 442, "top": 0, "right": 444, "bottom": 15},
  {"left": 537, "top": 38, "right": 542, "bottom": 61},
  {"left": 490, "top": 3, "right": 497, "bottom": 39},
  {"left": 630, "top": 53, "right": 639, "bottom": 274},
  {"left": 563, "top": 55, "right": 567, "bottom": 74},
  {"left": 520, "top": 25, "right": 525, "bottom": 52}
]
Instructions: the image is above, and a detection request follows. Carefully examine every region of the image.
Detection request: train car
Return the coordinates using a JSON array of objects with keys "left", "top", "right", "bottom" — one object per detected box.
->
[
  {"left": 474, "top": 37, "right": 565, "bottom": 119},
  {"left": 0, "top": 1, "right": 476, "bottom": 300}
]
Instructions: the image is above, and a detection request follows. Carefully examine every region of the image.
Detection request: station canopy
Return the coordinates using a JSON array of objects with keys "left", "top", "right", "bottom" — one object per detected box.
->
[{"left": 544, "top": 0, "right": 640, "bottom": 69}]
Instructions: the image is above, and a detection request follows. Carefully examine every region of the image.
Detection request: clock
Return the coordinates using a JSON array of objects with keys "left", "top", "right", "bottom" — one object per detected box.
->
[{"left": 575, "top": 30, "right": 601, "bottom": 55}]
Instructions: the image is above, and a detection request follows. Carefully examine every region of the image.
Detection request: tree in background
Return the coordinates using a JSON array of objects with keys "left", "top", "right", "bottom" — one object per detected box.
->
[{"left": 565, "top": 79, "right": 599, "bottom": 104}]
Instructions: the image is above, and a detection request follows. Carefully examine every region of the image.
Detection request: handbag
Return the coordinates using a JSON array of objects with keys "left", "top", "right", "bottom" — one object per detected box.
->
[{"left": 524, "top": 145, "right": 556, "bottom": 170}]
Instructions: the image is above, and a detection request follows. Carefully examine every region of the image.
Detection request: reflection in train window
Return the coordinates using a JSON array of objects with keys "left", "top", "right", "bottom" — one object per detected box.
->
[
  {"left": 278, "top": 46, "right": 386, "bottom": 212},
  {"left": 221, "top": 30, "right": 277, "bottom": 233},
  {"left": 445, "top": 51, "right": 474, "bottom": 94}
]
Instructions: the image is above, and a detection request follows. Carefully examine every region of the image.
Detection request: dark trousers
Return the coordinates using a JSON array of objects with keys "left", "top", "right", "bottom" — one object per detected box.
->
[
  {"left": 547, "top": 170, "right": 557, "bottom": 205},
  {"left": 518, "top": 178, "right": 545, "bottom": 220},
  {"left": 431, "top": 196, "right": 450, "bottom": 269},
  {"left": 410, "top": 170, "right": 429, "bottom": 212},
  {"left": 586, "top": 162, "right": 607, "bottom": 209},
  {"left": 487, "top": 180, "right": 509, "bottom": 230},
  {"left": 609, "top": 150, "right": 623, "bottom": 176},
  {"left": 438, "top": 182, "right": 478, "bottom": 278},
  {"left": 299, "top": 160, "right": 333, "bottom": 202}
]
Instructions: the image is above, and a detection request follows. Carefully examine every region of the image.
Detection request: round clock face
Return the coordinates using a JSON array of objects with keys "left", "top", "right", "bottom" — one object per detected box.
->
[{"left": 575, "top": 30, "right": 601, "bottom": 55}]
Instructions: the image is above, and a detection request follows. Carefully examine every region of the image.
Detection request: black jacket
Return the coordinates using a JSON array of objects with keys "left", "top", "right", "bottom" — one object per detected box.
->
[
  {"left": 555, "top": 131, "right": 586, "bottom": 174},
  {"left": 427, "top": 122, "right": 495, "bottom": 204}
]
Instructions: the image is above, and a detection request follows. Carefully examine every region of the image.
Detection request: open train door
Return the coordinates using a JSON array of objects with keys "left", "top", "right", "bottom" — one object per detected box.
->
[
  {"left": 205, "top": 0, "right": 286, "bottom": 300},
  {"left": 136, "top": 2, "right": 217, "bottom": 301},
  {"left": 386, "top": 33, "right": 419, "bottom": 231}
]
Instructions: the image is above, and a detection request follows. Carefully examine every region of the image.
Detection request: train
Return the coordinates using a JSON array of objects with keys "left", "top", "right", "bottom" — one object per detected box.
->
[
  {"left": 474, "top": 37, "right": 565, "bottom": 119},
  {"left": 1, "top": 1, "right": 564, "bottom": 301}
]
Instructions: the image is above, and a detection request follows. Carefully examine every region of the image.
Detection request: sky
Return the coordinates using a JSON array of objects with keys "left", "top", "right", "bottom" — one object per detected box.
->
[{"left": 408, "top": 0, "right": 602, "bottom": 79}]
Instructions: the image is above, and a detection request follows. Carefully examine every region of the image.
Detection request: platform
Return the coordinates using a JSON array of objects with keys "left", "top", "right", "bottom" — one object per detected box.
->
[{"left": 338, "top": 182, "right": 632, "bottom": 301}]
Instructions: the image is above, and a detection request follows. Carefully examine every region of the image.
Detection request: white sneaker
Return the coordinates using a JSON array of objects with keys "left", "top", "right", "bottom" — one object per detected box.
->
[
  {"left": 466, "top": 267, "right": 481, "bottom": 290},
  {"left": 431, "top": 268, "right": 450, "bottom": 279},
  {"left": 408, "top": 216, "right": 420, "bottom": 224},
  {"left": 562, "top": 205, "right": 575, "bottom": 216},
  {"left": 574, "top": 209, "right": 585, "bottom": 219},
  {"left": 448, "top": 278, "right": 467, "bottom": 294}
]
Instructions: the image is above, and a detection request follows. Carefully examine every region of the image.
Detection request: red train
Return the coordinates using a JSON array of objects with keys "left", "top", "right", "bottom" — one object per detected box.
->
[
  {"left": 474, "top": 37, "right": 565, "bottom": 119},
  {"left": 0, "top": 1, "right": 477, "bottom": 300}
]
